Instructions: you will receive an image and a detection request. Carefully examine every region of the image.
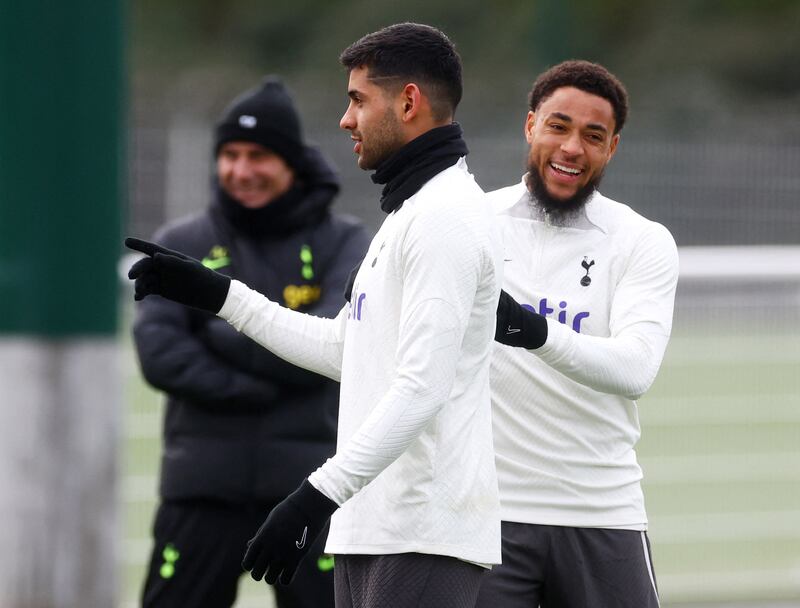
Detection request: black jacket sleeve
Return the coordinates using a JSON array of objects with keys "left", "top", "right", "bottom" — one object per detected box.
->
[
  {"left": 132, "top": 222, "right": 282, "bottom": 410},
  {"left": 133, "top": 294, "right": 280, "bottom": 408},
  {"left": 133, "top": 214, "right": 371, "bottom": 399},
  {"left": 221, "top": 216, "right": 371, "bottom": 388}
]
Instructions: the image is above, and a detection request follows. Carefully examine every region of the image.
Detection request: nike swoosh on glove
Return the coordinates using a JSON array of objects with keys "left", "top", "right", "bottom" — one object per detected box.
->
[
  {"left": 243, "top": 479, "right": 338, "bottom": 585},
  {"left": 125, "top": 237, "right": 231, "bottom": 313},
  {"left": 494, "top": 289, "right": 549, "bottom": 349}
]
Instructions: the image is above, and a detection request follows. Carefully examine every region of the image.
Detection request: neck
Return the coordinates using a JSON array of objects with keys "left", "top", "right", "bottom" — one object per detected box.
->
[
  {"left": 371, "top": 123, "right": 468, "bottom": 214},
  {"left": 403, "top": 116, "right": 452, "bottom": 142}
]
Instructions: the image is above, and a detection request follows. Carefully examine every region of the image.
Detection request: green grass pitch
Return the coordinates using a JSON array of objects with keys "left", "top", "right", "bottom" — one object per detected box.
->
[{"left": 119, "top": 328, "right": 800, "bottom": 607}]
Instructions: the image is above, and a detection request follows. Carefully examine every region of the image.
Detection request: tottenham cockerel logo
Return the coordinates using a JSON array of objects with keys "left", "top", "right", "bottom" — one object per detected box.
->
[{"left": 580, "top": 257, "right": 595, "bottom": 286}]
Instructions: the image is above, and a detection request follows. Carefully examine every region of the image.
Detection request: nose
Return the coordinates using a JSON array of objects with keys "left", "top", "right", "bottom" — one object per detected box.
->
[
  {"left": 231, "top": 157, "right": 254, "bottom": 179},
  {"left": 340, "top": 105, "right": 355, "bottom": 131},
  {"left": 560, "top": 132, "right": 583, "bottom": 157}
]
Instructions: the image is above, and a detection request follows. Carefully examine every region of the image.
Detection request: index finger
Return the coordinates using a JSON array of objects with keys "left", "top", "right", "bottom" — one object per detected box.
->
[{"left": 125, "top": 237, "right": 166, "bottom": 257}]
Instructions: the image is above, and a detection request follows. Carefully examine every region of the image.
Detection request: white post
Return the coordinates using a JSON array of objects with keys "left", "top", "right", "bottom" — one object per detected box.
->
[{"left": 0, "top": 339, "right": 120, "bottom": 607}]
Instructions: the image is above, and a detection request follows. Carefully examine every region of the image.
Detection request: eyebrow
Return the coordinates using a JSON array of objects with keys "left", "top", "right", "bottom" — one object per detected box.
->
[{"left": 549, "top": 112, "right": 609, "bottom": 134}]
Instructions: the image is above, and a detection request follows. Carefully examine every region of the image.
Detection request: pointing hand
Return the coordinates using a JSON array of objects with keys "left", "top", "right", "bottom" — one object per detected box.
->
[{"left": 125, "top": 237, "right": 231, "bottom": 313}]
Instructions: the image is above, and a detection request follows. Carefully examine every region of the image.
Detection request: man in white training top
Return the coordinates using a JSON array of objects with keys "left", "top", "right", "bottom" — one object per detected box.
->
[
  {"left": 481, "top": 60, "right": 678, "bottom": 608},
  {"left": 127, "top": 22, "right": 502, "bottom": 608}
]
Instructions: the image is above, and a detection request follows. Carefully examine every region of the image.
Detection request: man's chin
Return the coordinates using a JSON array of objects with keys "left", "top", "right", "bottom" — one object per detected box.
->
[
  {"left": 525, "top": 168, "right": 600, "bottom": 223},
  {"left": 235, "top": 194, "right": 272, "bottom": 209},
  {"left": 546, "top": 186, "right": 581, "bottom": 203},
  {"left": 356, "top": 152, "right": 377, "bottom": 171}
]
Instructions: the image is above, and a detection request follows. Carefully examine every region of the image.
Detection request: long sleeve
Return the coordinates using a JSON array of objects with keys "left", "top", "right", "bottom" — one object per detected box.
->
[
  {"left": 133, "top": 296, "right": 280, "bottom": 408},
  {"left": 308, "top": 199, "right": 493, "bottom": 505},
  {"left": 219, "top": 280, "right": 348, "bottom": 382},
  {"left": 533, "top": 222, "right": 678, "bottom": 400},
  {"left": 291, "top": 160, "right": 502, "bottom": 565},
  {"left": 202, "top": 219, "right": 370, "bottom": 388}
]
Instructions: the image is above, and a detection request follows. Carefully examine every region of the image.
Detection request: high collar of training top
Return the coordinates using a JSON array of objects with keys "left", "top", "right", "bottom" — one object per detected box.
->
[{"left": 371, "top": 123, "right": 468, "bottom": 214}]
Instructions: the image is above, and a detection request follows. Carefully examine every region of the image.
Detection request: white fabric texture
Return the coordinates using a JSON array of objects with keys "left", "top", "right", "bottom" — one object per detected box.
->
[
  {"left": 488, "top": 179, "right": 678, "bottom": 529},
  {"left": 220, "top": 287, "right": 347, "bottom": 382},
  {"left": 220, "top": 158, "right": 503, "bottom": 565}
]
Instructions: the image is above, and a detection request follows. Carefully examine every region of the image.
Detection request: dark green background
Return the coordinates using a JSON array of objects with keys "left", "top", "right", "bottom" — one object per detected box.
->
[{"left": 0, "top": 0, "right": 124, "bottom": 336}]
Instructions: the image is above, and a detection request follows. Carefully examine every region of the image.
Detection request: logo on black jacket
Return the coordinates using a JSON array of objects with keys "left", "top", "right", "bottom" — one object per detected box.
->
[
  {"left": 202, "top": 245, "right": 231, "bottom": 270},
  {"left": 580, "top": 257, "right": 595, "bottom": 286}
]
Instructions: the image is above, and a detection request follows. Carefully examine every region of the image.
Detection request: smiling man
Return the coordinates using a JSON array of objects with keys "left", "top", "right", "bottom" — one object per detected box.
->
[
  {"left": 132, "top": 76, "right": 369, "bottom": 608},
  {"left": 216, "top": 141, "right": 296, "bottom": 208},
  {"left": 483, "top": 61, "right": 679, "bottom": 607},
  {"left": 524, "top": 85, "right": 618, "bottom": 219}
]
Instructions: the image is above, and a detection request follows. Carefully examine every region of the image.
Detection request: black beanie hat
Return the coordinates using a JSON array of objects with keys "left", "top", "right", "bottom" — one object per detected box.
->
[{"left": 214, "top": 76, "right": 305, "bottom": 170}]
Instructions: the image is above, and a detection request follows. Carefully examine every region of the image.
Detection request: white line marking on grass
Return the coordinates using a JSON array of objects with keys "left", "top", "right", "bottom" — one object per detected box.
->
[
  {"left": 640, "top": 394, "right": 800, "bottom": 426},
  {"left": 661, "top": 334, "right": 800, "bottom": 365},
  {"left": 649, "top": 510, "right": 800, "bottom": 543},
  {"left": 641, "top": 452, "right": 800, "bottom": 484},
  {"left": 121, "top": 538, "right": 153, "bottom": 565},
  {"left": 124, "top": 412, "right": 162, "bottom": 438},
  {"left": 658, "top": 566, "right": 800, "bottom": 602},
  {"left": 121, "top": 474, "right": 158, "bottom": 501}
]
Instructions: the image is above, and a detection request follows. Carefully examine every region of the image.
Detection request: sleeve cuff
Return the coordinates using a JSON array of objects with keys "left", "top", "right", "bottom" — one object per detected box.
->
[
  {"left": 533, "top": 318, "right": 575, "bottom": 363},
  {"left": 217, "top": 279, "right": 248, "bottom": 320},
  {"left": 307, "top": 471, "right": 344, "bottom": 506}
]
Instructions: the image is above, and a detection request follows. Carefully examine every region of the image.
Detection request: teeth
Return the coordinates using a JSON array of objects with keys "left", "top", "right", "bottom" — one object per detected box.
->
[{"left": 551, "top": 162, "right": 581, "bottom": 175}]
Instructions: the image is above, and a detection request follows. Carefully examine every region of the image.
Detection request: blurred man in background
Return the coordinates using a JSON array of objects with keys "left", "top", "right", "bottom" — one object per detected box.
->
[
  {"left": 133, "top": 76, "right": 370, "bottom": 608},
  {"left": 483, "top": 60, "right": 679, "bottom": 607}
]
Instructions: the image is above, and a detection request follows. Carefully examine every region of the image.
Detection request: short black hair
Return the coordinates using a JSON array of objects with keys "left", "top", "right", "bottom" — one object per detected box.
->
[
  {"left": 528, "top": 60, "right": 629, "bottom": 134},
  {"left": 340, "top": 22, "right": 462, "bottom": 122}
]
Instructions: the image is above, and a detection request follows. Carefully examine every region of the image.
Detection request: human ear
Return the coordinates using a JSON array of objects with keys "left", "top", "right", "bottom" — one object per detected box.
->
[
  {"left": 524, "top": 111, "right": 536, "bottom": 143},
  {"left": 401, "top": 83, "right": 422, "bottom": 121},
  {"left": 607, "top": 133, "right": 620, "bottom": 162}
]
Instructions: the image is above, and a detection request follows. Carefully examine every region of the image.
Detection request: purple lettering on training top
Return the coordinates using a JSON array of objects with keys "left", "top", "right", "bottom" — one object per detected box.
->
[
  {"left": 348, "top": 288, "right": 367, "bottom": 321},
  {"left": 557, "top": 301, "right": 567, "bottom": 324},
  {"left": 356, "top": 293, "right": 366, "bottom": 320},
  {"left": 523, "top": 296, "right": 590, "bottom": 334},
  {"left": 572, "top": 311, "right": 590, "bottom": 333}
]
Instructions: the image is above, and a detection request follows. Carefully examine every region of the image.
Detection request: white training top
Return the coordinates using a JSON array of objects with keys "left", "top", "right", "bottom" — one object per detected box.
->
[
  {"left": 219, "top": 158, "right": 503, "bottom": 565},
  {"left": 488, "top": 179, "right": 679, "bottom": 529}
]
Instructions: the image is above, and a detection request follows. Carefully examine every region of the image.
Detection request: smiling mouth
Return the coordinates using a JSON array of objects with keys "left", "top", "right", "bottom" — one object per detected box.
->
[{"left": 550, "top": 161, "right": 583, "bottom": 176}]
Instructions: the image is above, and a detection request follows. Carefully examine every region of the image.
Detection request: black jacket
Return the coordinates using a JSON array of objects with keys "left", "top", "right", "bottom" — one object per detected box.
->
[{"left": 133, "top": 147, "right": 371, "bottom": 504}]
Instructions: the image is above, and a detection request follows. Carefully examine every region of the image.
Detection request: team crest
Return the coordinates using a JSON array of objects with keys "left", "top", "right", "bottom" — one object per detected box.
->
[{"left": 580, "top": 257, "right": 595, "bottom": 286}]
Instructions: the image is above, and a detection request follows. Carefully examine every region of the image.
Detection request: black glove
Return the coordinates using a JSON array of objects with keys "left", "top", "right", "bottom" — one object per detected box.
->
[
  {"left": 125, "top": 237, "right": 231, "bottom": 313},
  {"left": 343, "top": 260, "right": 362, "bottom": 303},
  {"left": 495, "top": 289, "right": 549, "bottom": 349},
  {"left": 242, "top": 479, "right": 338, "bottom": 585}
]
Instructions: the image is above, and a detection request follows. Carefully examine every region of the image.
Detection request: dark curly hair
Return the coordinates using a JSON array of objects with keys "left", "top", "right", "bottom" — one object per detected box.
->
[
  {"left": 340, "top": 23, "right": 462, "bottom": 122},
  {"left": 528, "top": 60, "right": 628, "bottom": 134}
]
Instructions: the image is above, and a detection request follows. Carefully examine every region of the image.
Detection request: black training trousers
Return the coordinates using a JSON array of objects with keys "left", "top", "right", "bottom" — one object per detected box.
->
[
  {"left": 474, "top": 522, "right": 660, "bottom": 608},
  {"left": 140, "top": 499, "right": 334, "bottom": 608},
  {"left": 334, "top": 552, "right": 486, "bottom": 608}
]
